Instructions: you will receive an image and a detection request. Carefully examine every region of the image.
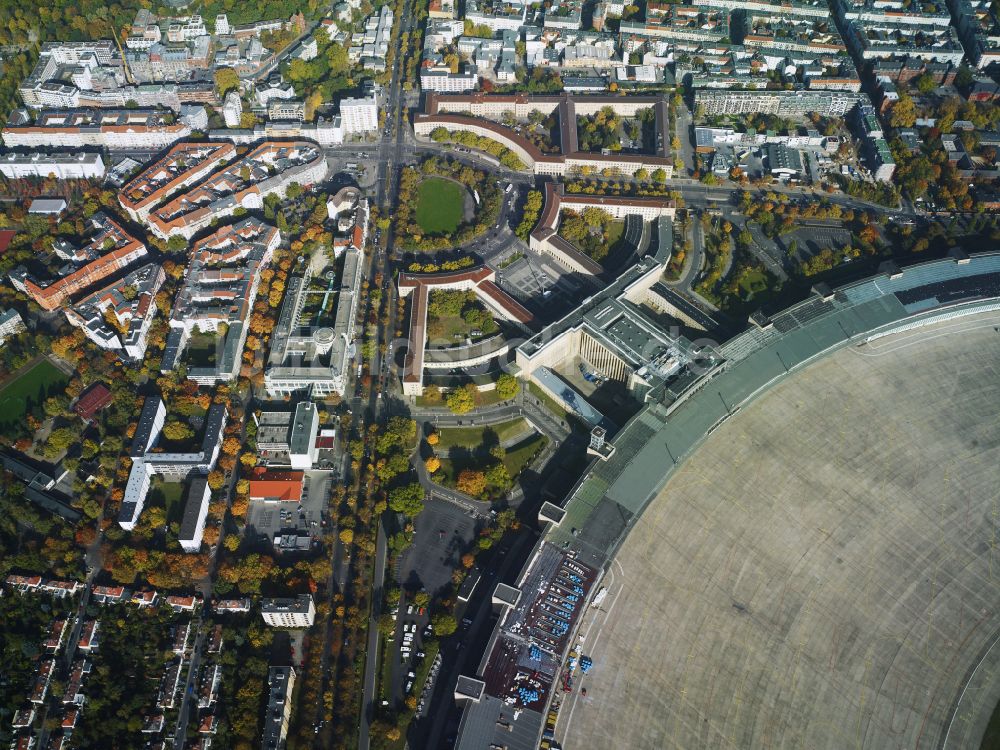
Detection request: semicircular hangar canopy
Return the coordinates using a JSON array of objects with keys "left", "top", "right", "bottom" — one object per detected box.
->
[{"left": 559, "top": 317, "right": 1000, "bottom": 750}]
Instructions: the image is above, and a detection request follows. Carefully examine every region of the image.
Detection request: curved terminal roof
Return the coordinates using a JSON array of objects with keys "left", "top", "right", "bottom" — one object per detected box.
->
[
  {"left": 559, "top": 315, "right": 1000, "bottom": 749},
  {"left": 456, "top": 250, "right": 1000, "bottom": 750}
]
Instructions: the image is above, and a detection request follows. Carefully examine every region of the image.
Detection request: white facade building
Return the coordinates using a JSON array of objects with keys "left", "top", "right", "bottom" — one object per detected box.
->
[
  {"left": 0, "top": 152, "right": 105, "bottom": 180},
  {"left": 289, "top": 401, "right": 320, "bottom": 470},
  {"left": 420, "top": 70, "right": 479, "bottom": 92},
  {"left": 118, "top": 398, "right": 227, "bottom": 531},
  {"left": 260, "top": 594, "right": 316, "bottom": 627},
  {"left": 0, "top": 309, "right": 26, "bottom": 346},
  {"left": 223, "top": 91, "right": 243, "bottom": 128},
  {"left": 339, "top": 95, "right": 378, "bottom": 134}
]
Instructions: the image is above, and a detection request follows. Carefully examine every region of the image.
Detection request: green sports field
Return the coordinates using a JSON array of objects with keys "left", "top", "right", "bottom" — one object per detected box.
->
[
  {"left": 415, "top": 178, "right": 465, "bottom": 235},
  {"left": 0, "top": 359, "right": 69, "bottom": 432}
]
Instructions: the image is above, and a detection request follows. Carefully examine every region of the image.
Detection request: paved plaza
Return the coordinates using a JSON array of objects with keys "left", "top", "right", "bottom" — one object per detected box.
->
[{"left": 559, "top": 319, "right": 1000, "bottom": 749}]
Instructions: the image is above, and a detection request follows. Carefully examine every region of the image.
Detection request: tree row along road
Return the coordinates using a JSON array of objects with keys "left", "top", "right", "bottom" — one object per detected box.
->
[
  {"left": 354, "top": 0, "right": 418, "bottom": 745},
  {"left": 302, "top": 1, "right": 415, "bottom": 736}
]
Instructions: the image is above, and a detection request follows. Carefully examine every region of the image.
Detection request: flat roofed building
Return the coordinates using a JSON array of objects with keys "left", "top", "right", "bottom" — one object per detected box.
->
[
  {"left": 516, "top": 254, "right": 698, "bottom": 410},
  {"left": 455, "top": 675, "right": 486, "bottom": 702},
  {"left": 262, "top": 666, "right": 296, "bottom": 750},
  {"left": 260, "top": 594, "right": 315, "bottom": 627},
  {"left": 0, "top": 152, "right": 105, "bottom": 180},
  {"left": 289, "top": 401, "right": 320, "bottom": 469},
  {"left": 257, "top": 410, "right": 296, "bottom": 452},
  {"left": 694, "top": 88, "right": 862, "bottom": 116},
  {"left": 178, "top": 476, "right": 211, "bottom": 552},
  {"left": 119, "top": 397, "right": 227, "bottom": 530},
  {"left": 265, "top": 246, "right": 364, "bottom": 398},
  {"left": 339, "top": 95, "right": 378, "bottom": 133},
  {"left": 765, "top": 143, "right": 804, "bottom": 176}
]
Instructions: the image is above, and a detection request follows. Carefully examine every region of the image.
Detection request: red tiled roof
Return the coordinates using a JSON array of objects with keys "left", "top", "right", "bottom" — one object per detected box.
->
[
  {"left": 248, "top": 468, "right": 304, "bottom": 501},
  {"left": 0, "top": 230, "right": 15, "bottom": 254},
  {"left": 74, "top": 382, "right": 113, "bottom": 420},
  {"left": 397, "top": 266, "right": 493, "bottom": 288}
]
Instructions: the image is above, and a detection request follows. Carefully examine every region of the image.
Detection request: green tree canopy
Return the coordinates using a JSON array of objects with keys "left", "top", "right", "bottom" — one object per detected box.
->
[
  {"left": 388, "top": 483, "right": 425, "bottom": 516},
  {"left": 495, "top": 373, "right": 519, "bottom": 400},
  {"left": 214, "top": 67, "right": 240, "bottom": 97},
  {"left": 431, "top": 613, "right": 458, "bottom": 636}
]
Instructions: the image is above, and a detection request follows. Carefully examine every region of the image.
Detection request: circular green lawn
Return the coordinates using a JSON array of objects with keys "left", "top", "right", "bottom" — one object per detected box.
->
[{"left": 415, "top": 178, "right": 466, "bottom": 236}]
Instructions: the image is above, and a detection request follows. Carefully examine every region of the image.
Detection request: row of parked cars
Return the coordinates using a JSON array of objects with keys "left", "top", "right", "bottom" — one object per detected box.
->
[{"left": 402, "top": 619, "right": 432, "bottom": 660}]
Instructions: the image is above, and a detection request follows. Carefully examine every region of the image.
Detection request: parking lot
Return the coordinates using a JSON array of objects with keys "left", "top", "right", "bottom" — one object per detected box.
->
[
  {"left": 246, "top": 470, "right": 331, "bottom": 547},
  {"left": 391, "top": 602, "right": 434, "bottom": 700},
  {"left": 324, "top": 154, "right": 378, "bottom": 192},
  {"left": 779, "top": 223, "right": 853, "bottom": 260},
  {"left": 397, "top": 496, "right": 477, "bottom": 595},
  {"left": 493, "top": 249, "right": 594, "bottom": 316}
]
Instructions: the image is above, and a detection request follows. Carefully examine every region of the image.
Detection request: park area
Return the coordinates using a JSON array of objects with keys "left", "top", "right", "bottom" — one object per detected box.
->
[
  {"left": 433, "top": 417, "right": 533, "bottom": 452},
  {"left": 427, "top": 418, "right": 548, "bottom": 501},
  {"left": 559, "top": 208, "right": 625, "bottom": 263},
  {"left": 0, "top": 358, "right": 68, "bottom": 435},
  {"left": 425, "top": 290, "right": 498, "bottom": 343},
  {"left": 415, "top": 178, "right": 466, "bottom": 236}
]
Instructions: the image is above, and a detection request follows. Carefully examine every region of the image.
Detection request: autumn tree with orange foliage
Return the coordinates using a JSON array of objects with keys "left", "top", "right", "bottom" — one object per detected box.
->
[
  {"left": 231, "top": 496, "right": 250, "bottom": 517},
  {"left": 456, "top": 469, "right": 487, "bottom": 497}
]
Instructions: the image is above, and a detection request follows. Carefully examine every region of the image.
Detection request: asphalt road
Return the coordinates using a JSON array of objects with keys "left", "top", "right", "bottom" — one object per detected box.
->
[
  {"left": 359, "top": 524, "right": 388, "bottom": 744},
  {"left": 172, "top": 618, "right": 204, "bottom": 750},
  {"left": 357, "top": 0, "right": 415, "bottom": 744}
]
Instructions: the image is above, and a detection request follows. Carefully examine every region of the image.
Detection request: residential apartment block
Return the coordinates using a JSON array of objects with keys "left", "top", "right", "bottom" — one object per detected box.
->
[
  {"left": 694, "top": 88, "right": 862, "bottom": 115},
  {"left": 360, "top": 6, "right": 394, "bottom": 70},
  {"left": 118, "top": 396, "right": 227, "bottom": 530},
  {"left": 2, "top": 109, "right": 191, "bottom": 151},
  {"left": 948, "top": 0, "right": 1000, "bottom": 68},
  {"left": 260, "top": 595, "right": 316, "bottom": 627},
  {"left": 146, "top": 140, "right": 326, "bottom": 238},
  {"left": 0, "top": 152, "right": 105, "bottom": 180},
  {"left": 340, "top": 95, "right": 379, "bottom": 133},
  {"left": 262, "top": 667, "right": 297, "bottom": 750},
  {"left": 0, "top": 309, "right": 26, "bottom": 346},
  {"left": 65, "top": 263, "right": 166, "bottom": 361},
  {"left": 119, "top": 141, "right": 236, "bottom": 222},
  {"left": 160, "top": 218, "right": 280, "bottom": 384},
  {"left": 465, "top": 0, "right": 528, "bottom": 32},
  {"left": 10, "top": 213, "right": 147, "bottom": 311},
  {"left": 178, "top": 476, "right": 211, "bottom": 552}
]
